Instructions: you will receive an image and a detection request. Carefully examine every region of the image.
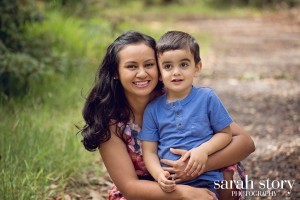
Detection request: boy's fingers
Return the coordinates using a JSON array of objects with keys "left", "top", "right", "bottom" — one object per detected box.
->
[
  {"left": 184, "top": 160, "right": 193, "bottom": 172},
  {"left": 163, "top": 171, "right": 170, "bottom": 178},
  {"left": 190, "top": 164, "right": 201, "bottom": 177},
  {"left": 159, "top": 179, "right": 176, "bottom": 192},
  {"left": 184, "top": 155, "right": 195, "bottom": 172},
  {"left": 199, "top": 164, "right": 205, "bottom": 175},
  {"left": 180, "top": 151, "right": 190, "bottom": 162},
  {"left": 187, "top": 162, "right": 198, "bottom": 175},
  {"left": 160, "top": 176, "right": 175, "bottom": 185}
]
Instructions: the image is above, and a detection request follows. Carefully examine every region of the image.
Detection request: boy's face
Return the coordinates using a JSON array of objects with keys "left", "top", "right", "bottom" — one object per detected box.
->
[{"left": 158, "top": 48, "right": 201, "bottom": 101}]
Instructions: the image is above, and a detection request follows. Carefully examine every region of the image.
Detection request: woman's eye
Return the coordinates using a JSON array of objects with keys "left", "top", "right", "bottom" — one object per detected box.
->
[
  {"left": 127, "top": 65, "right": 137, "bottom": 69},
  {"left": 145, "top": 63, "right": 154, "bottom": 68}
]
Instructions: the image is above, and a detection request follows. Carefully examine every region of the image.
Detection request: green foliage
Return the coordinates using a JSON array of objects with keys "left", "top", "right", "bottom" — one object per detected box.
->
[
  {"left": 0, "top": 53, "right": 42, "bottom": 97},
  {"left": 0, "top": 0, "right": 43, "bottom": 52},
  {"left": 0, "top": 3, "right": 116, "bottom": 197},
  {"left": 0, "top": 78, "right": 96, "bottom": 199},
  {"left": 0, "top": 0, "right": 103, "bottom": 98},
  {"left": 0, "top": 0, "right": 45, "bottom": 97}
]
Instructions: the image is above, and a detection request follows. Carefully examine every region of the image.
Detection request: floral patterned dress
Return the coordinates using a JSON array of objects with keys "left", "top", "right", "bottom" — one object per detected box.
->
[{"left": 108, "top": 120, "right": 246, "bottom": 200}]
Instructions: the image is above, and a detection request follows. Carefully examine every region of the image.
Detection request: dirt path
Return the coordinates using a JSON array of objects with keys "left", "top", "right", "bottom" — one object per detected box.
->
[
  {"left": 62, "top": 9, "right": 300, "bottom": 200},
  {"left": 176, "top": 10, "right": 300, "bottom": 199}
]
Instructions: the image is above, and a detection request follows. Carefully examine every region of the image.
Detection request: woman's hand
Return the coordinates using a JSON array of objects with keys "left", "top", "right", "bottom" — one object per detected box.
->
[
  {"left": 160, "top": 148, "right": 199, "bottom": 183},
  {"left": 178, "top": 185, "right": 217, "bottom": 200}
]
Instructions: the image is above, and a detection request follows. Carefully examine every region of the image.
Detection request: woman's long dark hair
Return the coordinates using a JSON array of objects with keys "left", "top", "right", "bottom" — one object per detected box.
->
[{"left": 80, "top": 31, "right": 163, "bottom": 151}]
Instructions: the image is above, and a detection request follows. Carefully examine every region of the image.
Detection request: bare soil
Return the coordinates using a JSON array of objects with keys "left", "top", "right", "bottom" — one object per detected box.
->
[{"left": 57, "top": 9, "right": 300, "bottom": 200}]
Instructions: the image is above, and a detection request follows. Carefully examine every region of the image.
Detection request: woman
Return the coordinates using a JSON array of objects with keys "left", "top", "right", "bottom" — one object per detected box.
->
[{"left": 80, "top": 31, "right": 255, "bottom": 200}]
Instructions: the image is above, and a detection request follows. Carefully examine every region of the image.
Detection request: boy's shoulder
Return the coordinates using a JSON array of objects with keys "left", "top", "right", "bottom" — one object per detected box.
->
[
  {"left": 147, "top": 93, "right": 166, "bottom": 108},
  {"left": 193, "top": 86, "right": 214, "bottom": 94}
]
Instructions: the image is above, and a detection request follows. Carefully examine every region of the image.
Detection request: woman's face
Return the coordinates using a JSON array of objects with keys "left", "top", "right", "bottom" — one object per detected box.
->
[{"left": 117, "top": 43, "right": 158, "bottom": 99}]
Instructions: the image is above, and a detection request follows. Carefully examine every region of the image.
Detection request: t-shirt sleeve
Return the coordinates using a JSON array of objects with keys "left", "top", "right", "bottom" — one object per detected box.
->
[
  {"left": 137, "top": 104, "right": 159, "bottom": 141},
  {"left": 207, "top": 90, "right": 233, "bottom": 132}
]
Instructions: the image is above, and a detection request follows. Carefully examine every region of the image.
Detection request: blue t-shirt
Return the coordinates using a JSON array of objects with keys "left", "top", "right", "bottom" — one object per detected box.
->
[{"left": 138, "top": 86, "right": 233, "bottom": 184}]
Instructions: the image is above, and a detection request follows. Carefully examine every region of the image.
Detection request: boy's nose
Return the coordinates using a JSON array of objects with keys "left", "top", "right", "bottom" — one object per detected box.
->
[{"left": 173, "top": 67, "right": 181, "bottom": 76}]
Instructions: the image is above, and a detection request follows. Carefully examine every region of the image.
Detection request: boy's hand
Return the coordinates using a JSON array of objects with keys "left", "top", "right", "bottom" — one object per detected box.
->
[
  {"left": 157, "top": 171, "right": 176, "bottom": 193},
  {"left": 181, "top": 146, "right": 208, "bottom": 177}
]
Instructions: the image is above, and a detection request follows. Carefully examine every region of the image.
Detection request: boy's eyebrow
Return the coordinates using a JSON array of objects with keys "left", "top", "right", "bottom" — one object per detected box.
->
[
  {"left": 180, "top": 58, "right": 192, "bottom": 62},
  {"left": 161, "top": 58, "right": 191, "bottom": 65}
]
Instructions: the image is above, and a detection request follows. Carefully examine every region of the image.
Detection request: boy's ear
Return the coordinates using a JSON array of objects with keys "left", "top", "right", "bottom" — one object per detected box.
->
[{"left": 194, "top": 61, "right": 202, "bottom": 77}]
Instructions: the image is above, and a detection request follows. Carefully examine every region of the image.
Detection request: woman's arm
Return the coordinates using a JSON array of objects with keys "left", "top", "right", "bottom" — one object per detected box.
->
[
  {"left": 99, "top": 127, "right": 217, "bottom": 200},
  {"left": 161, "top": 122, "right": 255, "bottom": 181},
  {"left": 205, "top": 122, "right": 255, "bottom": 171}
]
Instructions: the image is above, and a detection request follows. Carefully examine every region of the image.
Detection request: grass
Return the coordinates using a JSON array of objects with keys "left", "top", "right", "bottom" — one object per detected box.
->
[
  {"left": 0, "top": 61, "right": 98, "bottom": 199},
  {"left": 0, "top": 1, "right": 261, "bottom": 199},
  {"left": 0, "top": 10, "right": 106, "bottom": 200}
]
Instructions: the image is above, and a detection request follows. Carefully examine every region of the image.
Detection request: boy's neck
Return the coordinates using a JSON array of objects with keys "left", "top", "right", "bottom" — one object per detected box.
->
[{"left": 166, "top": 85, "right": 193, "bottom": 103}]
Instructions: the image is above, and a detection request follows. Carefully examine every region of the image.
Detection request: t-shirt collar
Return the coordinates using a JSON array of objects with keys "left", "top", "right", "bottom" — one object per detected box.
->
[{"left": 164, "top": 86, "right": 197, "bottom": 109}]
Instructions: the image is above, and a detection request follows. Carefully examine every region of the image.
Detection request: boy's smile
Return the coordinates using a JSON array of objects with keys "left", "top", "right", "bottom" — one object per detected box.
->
[{"left": 158, "top": 49, "right": 201, "bottom": 102}]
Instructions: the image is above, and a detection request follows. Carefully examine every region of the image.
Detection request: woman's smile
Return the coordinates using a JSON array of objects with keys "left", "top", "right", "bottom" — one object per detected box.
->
[{"left": 133, "top": 80, "right": 151, "bottom": 88}]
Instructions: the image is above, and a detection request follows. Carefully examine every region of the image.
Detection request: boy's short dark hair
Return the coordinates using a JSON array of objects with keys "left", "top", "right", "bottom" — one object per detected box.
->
[{"left": 156, "top": 31, "right": 201, "bottom": 63}]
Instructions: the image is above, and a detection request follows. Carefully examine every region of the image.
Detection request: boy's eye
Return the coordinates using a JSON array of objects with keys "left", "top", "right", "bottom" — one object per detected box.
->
[
  {"left": 163, "top": 64, "right": 172, "bottom": 71},
  {"left": 180, "top": 62, "right": 189, "bottom": 68}
]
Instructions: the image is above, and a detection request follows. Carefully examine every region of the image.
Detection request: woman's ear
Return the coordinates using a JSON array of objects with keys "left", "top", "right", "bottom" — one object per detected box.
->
[{"left": 113, "top": 73, "right": 119, "bottom": 80}]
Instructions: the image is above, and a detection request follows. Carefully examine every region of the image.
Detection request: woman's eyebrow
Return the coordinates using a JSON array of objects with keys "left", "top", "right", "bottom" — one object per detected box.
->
[
  {"left": 144, "top": 59, "right": 156, "bottom": 62},
  {"left": 124, "top": 61, "right": 137, "bottom": 64}
]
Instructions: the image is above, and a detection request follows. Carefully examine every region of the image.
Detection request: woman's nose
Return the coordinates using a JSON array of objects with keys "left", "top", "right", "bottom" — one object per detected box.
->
[{"left": 136, "top": 67, "right": 147, "bottom": 78}]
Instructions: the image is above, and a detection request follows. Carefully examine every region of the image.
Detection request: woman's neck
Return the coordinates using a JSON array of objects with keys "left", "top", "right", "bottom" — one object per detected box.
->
[{"left": 126, "top": 92, "right": 155, "bottom": 127}]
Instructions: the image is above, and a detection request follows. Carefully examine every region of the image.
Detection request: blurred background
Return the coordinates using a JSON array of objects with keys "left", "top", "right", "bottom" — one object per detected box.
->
[{"left": 1, "top": 0, "right": 299, "bottom": 199}]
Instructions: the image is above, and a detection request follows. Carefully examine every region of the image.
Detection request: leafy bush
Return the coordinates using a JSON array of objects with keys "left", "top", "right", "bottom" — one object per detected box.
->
[
  {"left": 0, "top": 0, "right": 45, "bottom": 97},
  {"left": 0, "top": 1, "right": 90, "bottom": 98},
  {"left": 0, "top": 0, "right": 43, "bottom": 52}
]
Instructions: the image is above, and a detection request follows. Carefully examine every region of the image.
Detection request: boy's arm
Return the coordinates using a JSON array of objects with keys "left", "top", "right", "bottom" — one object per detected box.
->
[
  {"left": 142, "top": 141, "right": 176, "bottom": 192},
  {"left": 142, "top": 141, "right": 166, "bottom": 181},
  {"left": 198, "top": 125, "right": 232, "bottom": 156},
  {"left": 182, "top": 126, "right": 232, "bottom": 176}
]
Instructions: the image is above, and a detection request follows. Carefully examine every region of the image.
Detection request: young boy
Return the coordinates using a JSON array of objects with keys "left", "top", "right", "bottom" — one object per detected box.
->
[{"left": 138, "top": 31, "right": 233, "bottom": 197}]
